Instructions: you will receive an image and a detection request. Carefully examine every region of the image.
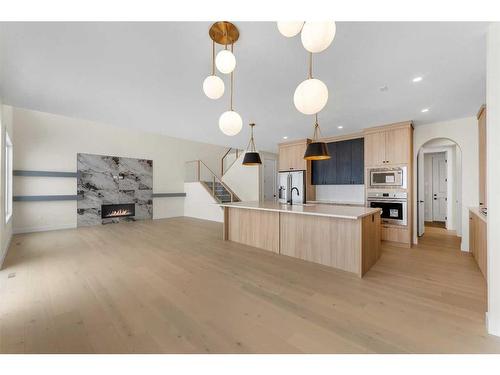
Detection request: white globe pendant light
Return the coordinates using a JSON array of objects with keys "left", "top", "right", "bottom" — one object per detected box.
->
[
  {"left": 277, "top": 21, "right": 304, "bottom": 37},
  {"left": 203, "top": 75, "right": 225, "bottom": 99},
  {"left": 294, "top": 78, "right": 328, "bottom": 115},
  {"left": 301, "top": 21, "right": 336, "bottom": 53},
  {"left": 219, "top": 110, "right": 243, "bottom": 136},
  {"left": 216, "top": 49, "right": 236, "bottom": 74}
]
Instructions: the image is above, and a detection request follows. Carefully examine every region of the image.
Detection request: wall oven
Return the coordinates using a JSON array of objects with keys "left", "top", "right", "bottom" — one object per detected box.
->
[
  {"left": 367, "top": 191, "right": 407, "bottom": 226},
  {"left": 369, "top": 167, "right": 406, "bottom": 188}
]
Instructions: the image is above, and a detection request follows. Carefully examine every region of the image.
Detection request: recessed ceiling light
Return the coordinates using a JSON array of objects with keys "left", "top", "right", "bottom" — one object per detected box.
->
[
  {"left": 283, "top": 136, "right": 288, "bottom": 139},
  {"left": 421, "top": 108, "right": 429, "bottom": 113},
  {"left": 412, "top": 76, "right": 423, "bottom": 83},
  {"left": 337, "top": 126, "right": 343, "bottom": 129}
]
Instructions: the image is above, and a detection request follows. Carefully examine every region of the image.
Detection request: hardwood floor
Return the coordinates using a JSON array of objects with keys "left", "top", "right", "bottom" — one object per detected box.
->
[
  {"left": 1, "top": 217, "right": 499, "bottom": 353},
  {"left": 425, "top": 221, "right": 447, "bottom": 229}
]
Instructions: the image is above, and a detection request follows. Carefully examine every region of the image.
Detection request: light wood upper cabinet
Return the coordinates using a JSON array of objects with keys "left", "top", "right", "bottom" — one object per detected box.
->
[
  {"left": 385, "top": 127, "right": 411, "bottom": 165},
  {"left": 364, "top": 132, "right": 386, "bottom": 166},
  {"left": 364, "top": 122, "right": 413, "bottom": 167},
  {"left": 278, "top": 141, "right": 308, "bottom": 171},
  {"left": 478, "top": 105, "right": 487, "bottom": 208}
]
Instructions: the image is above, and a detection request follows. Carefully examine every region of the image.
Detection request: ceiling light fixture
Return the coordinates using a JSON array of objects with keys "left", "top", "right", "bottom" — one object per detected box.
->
[
  {"left": 304, "top": 114, "right": 331, "bottom": 161},
  {"left": 277, "top": 21, "right": 304, "bottom": 37},
  {"left": 300, "top": 21, "right": 336, "bottom": 53},
  {"left": 279, "top": 21, "right": 335, "bottom": 117},
  {"left": 219, "top": 65, "right": 242, "bottom": 136},
  {"left": 242, "top": 123, "right": 262, "bottom": 166},
  {"left": 337, "top": 126, "right": 343, "bottom": 129},
  {"left": 202, "top": 40, "right": 225, "bottom": 99},
  {"left": 294, "top": 52, "right": 329, "bottom": 115},
  {"left": 283, "top": 136, "right": 288, "bottom": 139},
  {"left": 216, "top": 48, "right": 236, "bottom": 74},
  {"left": 421, "top": 108, "right": 429, "bottom": 113},
  {"left": 412, "top": 76, "right": 423, "bottom": 83},
  {"left": 204, "top": 21, "right": 243, "bottom": 136}
]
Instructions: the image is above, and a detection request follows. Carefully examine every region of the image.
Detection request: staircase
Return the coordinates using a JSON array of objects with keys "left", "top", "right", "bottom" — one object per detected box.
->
[
  {"left": 202, "top": 181, "right": 235, "bottom": 203},
  {"left": 185, "top": 159, "right": 240, "bottom": 203}
]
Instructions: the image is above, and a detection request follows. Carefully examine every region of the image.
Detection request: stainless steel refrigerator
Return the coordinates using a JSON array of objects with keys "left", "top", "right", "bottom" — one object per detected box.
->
[{"left": 278, "top": 171, "right": 306, "bottom": 204}]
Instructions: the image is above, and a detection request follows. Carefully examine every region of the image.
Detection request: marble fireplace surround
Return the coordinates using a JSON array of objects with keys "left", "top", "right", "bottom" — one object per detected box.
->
[{"left": 77, "top": 153, "right": 153, "bottom": 226}]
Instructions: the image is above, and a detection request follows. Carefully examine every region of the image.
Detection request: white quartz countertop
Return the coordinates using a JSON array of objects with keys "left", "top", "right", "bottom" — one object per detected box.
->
[{"left": 220, "top": 201, "right": 381, "bottom": 220}]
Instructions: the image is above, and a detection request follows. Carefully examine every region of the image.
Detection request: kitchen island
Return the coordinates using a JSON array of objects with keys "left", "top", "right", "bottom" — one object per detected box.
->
[{"left": 220, "top": 201, "right": 382, "bottom": 277}]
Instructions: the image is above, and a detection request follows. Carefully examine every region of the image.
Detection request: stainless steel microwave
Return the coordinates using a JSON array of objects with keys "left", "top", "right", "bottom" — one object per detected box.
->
[{"left": 369, "top": 167, "right": 406, "bottom": 188}]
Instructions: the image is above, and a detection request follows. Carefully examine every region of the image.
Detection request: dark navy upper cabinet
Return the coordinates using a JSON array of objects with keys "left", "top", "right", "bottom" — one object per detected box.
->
[
  {"left": 324, "top": 142, "right": 337, "bottom": 184},
  {"left": 311, "top": 137, "right": 364, "bottom": 185},
  {"left": 350, "top": 138, "right": 364, "bottom": 184},
  {"left": 335, "top": 140, "right": 352, "bottom": 184}
]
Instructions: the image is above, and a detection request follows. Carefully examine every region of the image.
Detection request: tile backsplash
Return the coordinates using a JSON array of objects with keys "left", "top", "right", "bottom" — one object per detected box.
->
[{"left": 315, "top": 184, "right": 365, "bottom": 204}]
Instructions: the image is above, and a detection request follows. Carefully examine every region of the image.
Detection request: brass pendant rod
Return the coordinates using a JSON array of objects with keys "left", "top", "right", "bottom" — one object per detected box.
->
[
  {"left": 246, "top": 124, "right": 256, "bottom": 152},
  {"left": 230, "top": 71, "right": 234, "bottom": 111},
  {"left": 313, "top": 113, "right": 322, "bottom": 141},
  {"left": 230, "top": 44, "right": 234, "bottom": 111},
  {"left": 308, "top": 52, "right": 313, "bottom": 79},
  {"left": 211, "top": 40, "right": 215, "bottom": 75}
]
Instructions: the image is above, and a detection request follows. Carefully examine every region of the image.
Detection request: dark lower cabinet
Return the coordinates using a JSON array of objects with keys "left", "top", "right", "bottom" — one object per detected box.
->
[{"left": 311, "top": 137, "right": 364, "bottom": 185}]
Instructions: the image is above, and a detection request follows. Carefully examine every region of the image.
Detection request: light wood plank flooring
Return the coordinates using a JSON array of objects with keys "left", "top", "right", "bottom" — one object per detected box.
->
[{"left": 1, "top": 217, "right": 499, "bottom": 353}]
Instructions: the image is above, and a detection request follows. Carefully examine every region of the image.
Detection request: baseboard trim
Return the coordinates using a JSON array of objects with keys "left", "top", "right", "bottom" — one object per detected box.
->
[
  {"left": 0, "top": 233, "right": 12, "bottom": 269},
  {"left": 13, "top": 224, "right": 77, "bottom": 234}
]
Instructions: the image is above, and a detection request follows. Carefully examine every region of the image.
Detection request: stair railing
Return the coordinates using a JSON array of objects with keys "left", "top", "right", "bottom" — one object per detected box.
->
[
  {"left": 185, "top": 160, "right": 240, "bottom": 203},
  {"left": 221, "top": 147, "right": 242, "bottom": 176}
]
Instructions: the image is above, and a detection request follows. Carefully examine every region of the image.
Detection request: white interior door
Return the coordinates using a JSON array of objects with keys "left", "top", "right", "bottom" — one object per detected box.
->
[
  {"left": 263, "top": 159, "right": 277, "bottom": 201},
  {"left": 424, "top": 154, "right": 433, "bottom": 221},
  {"left": 432, "top": 153, "right": 447, "bottom": 222},
  {"left": 417, "top": 151, "right": 425, "bottom": 236}
]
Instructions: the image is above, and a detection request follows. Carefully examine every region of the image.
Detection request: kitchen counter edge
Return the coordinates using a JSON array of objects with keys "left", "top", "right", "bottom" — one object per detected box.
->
[{"left": 219, "top": 202, "right": 382, "bottom": 220}]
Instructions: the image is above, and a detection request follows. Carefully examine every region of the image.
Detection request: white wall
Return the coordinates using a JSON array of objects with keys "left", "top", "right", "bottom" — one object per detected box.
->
[
  {"left": 315, "top": 185, "right": 365, "bottom": 204},
  {"left": 222, "top": 153, "right": 260, "bottom": 201},
  {"left": 413, "top": 117, "right": 478, "bottom": 251},
  {"left": 183, "top": 182, "right": 223, "bottom": 222},
  {"left": 11, "top": 106, "right": 228, "bottom": 233},
  {"left": 486, "top": 22, "right": 500, "bottom": 336},
  {"left": 0, "top": 103, "right": 14, "bottom": 268}
]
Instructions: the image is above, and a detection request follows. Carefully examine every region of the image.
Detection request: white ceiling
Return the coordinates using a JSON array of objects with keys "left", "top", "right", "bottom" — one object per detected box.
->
[{"left": 0, "top": 22, "right": 488, "bottom": 152}]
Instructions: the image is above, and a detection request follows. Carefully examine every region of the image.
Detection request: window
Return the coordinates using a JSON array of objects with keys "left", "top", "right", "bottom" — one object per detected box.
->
[{"left": 5, "top": 132, "right": 12, "bottom": 223}]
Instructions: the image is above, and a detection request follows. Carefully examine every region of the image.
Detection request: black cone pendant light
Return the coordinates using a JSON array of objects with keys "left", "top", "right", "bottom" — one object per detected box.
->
[
  {"left": 304, "top": 114, "right": 331, "bottom": 161},
  {"left": 242, "top": 123, "right": 262, "bottom": 166}
]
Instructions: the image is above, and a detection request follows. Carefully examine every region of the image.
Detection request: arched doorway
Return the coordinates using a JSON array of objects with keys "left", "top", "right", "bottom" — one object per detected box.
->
[{"left": 416, "top": 137, "right": 462, "bottom": 240}]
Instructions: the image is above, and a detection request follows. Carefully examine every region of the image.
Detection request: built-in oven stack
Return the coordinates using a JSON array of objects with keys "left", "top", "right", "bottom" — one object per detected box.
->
[
  {"left": 367, "top": 190, "right": 407, "bottom": 226},
  {"left": 366, "top": 166, "right": 410, "bottom": 246}
]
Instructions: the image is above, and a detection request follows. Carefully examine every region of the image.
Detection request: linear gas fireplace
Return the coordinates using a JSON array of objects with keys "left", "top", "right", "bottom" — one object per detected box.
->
[{"left": 101, "top": 203, "right": 135, "bottom": 219}]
